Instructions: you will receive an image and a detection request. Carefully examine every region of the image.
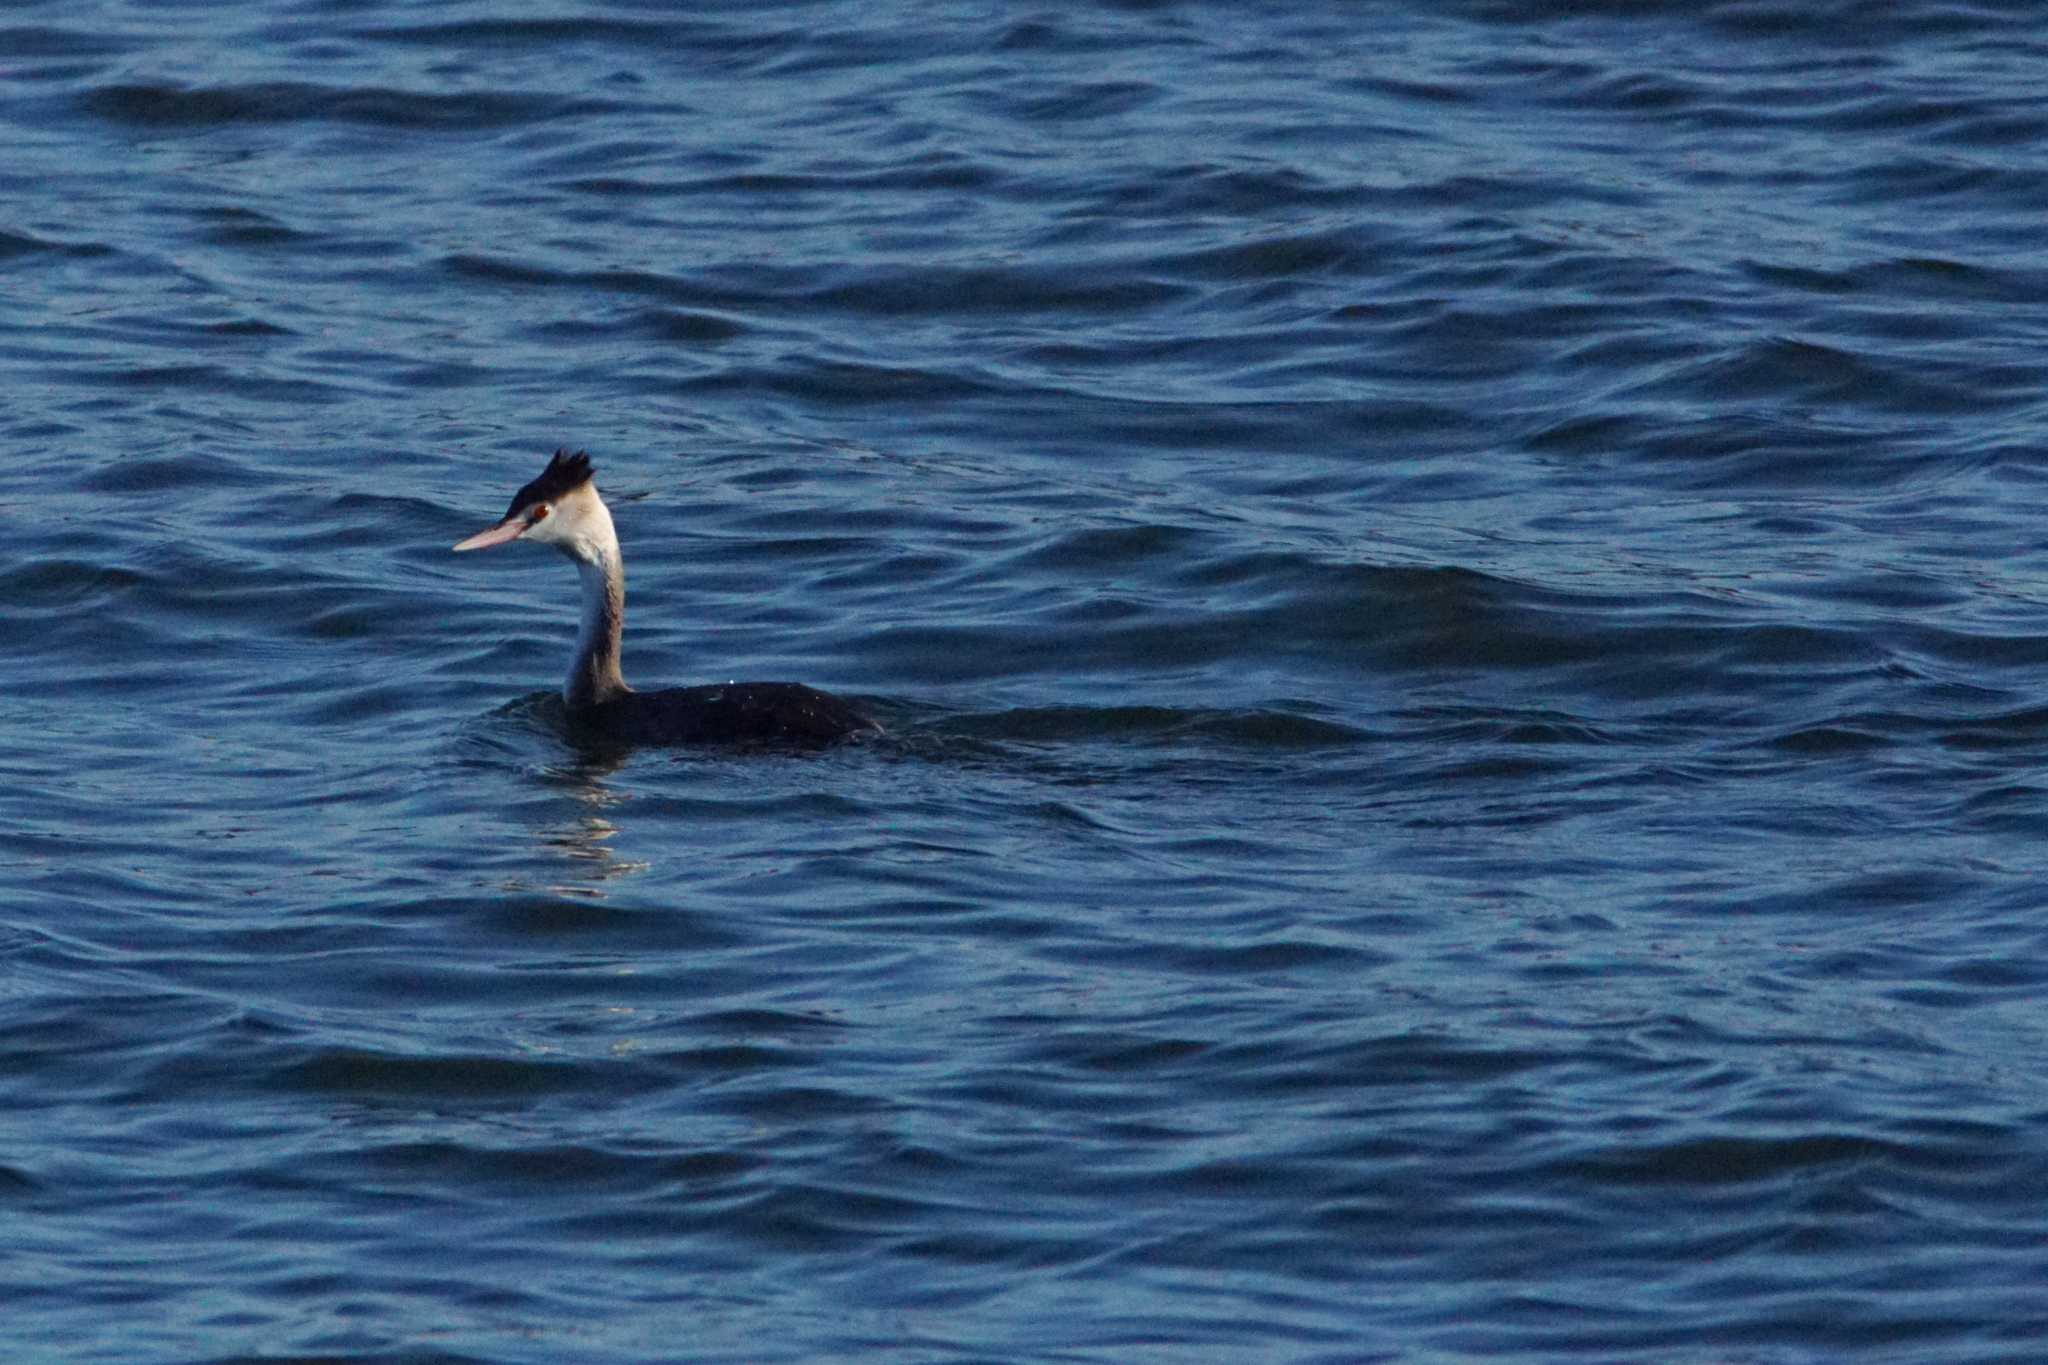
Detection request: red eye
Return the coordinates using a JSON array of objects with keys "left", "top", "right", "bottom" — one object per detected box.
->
[{"left": 530, "top": 504, "right": 550, "bottom": 523}]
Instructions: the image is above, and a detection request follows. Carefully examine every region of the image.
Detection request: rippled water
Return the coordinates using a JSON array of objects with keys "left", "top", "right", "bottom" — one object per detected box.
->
[{"left": 8, "top": 2, "right": 2048, "bottom": 1360}]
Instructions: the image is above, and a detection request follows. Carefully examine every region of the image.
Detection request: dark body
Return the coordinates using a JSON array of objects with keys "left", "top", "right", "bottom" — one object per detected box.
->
[{"left": 570, "top": 682, "right": 879, "bottom": 747}]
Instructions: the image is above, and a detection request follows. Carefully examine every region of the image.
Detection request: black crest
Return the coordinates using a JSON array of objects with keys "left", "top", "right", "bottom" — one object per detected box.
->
[{"left": 506, "top": 448, "right": 595, "bottom": 518}]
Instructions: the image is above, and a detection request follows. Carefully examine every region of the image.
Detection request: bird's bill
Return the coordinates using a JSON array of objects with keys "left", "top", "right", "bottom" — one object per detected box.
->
[{"left": 452, "top": 518, "right": 527, "bottom": 552}]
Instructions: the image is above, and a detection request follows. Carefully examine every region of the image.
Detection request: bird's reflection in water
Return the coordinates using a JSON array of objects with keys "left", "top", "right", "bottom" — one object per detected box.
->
[{"left": 530, "top": 746, "right": 646, "bottom": 893}]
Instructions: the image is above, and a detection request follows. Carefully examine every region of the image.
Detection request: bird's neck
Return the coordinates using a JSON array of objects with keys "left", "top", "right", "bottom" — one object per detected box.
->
[{"left": 564, "top": 508, "right": 629, "bottom": 709}]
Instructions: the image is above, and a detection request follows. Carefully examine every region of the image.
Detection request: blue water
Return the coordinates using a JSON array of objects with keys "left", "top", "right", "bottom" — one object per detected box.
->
[{"left": 7, "top": 2, "right": 2048, "bottom": 1359}]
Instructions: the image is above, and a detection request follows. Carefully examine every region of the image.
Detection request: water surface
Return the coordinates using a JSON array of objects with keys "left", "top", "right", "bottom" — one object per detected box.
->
[{"left": 6, "top": 2, "right": 2048, "bottom": 1360}]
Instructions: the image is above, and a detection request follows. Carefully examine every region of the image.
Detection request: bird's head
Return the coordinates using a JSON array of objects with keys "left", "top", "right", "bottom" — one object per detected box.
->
[{"left": 453, "top": 449, "right": 610, "bottom": 559}]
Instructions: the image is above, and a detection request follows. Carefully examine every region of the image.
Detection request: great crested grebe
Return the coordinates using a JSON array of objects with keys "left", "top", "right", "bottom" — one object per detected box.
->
[{"left": 453, "top": 449, "right": 878, "bottom": 746}]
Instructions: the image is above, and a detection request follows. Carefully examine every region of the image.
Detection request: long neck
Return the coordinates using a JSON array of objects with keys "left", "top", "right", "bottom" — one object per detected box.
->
[{"left": 564, "top": 506, "right": 630, "bottom": 708}]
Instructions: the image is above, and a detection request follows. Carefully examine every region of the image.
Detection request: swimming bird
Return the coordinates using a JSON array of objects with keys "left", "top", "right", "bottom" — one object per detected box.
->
[{"left": 453, "top": 449, "right": 878, "bottom": 746}]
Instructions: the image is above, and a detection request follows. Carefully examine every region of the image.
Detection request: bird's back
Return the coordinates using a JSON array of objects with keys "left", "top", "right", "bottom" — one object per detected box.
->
[{"left": 570, "top": 681, "right": 880, "bottom": 747}]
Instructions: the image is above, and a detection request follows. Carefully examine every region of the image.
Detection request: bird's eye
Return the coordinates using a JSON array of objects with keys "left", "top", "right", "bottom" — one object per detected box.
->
[{"left": 530, "top": 504, "right": 551, "bottom": 523}]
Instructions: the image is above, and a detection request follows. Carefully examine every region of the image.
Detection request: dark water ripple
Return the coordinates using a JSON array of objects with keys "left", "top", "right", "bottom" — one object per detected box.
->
[{"left": 6, "top": 0, "right": 2048, "bottom": 1360}]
